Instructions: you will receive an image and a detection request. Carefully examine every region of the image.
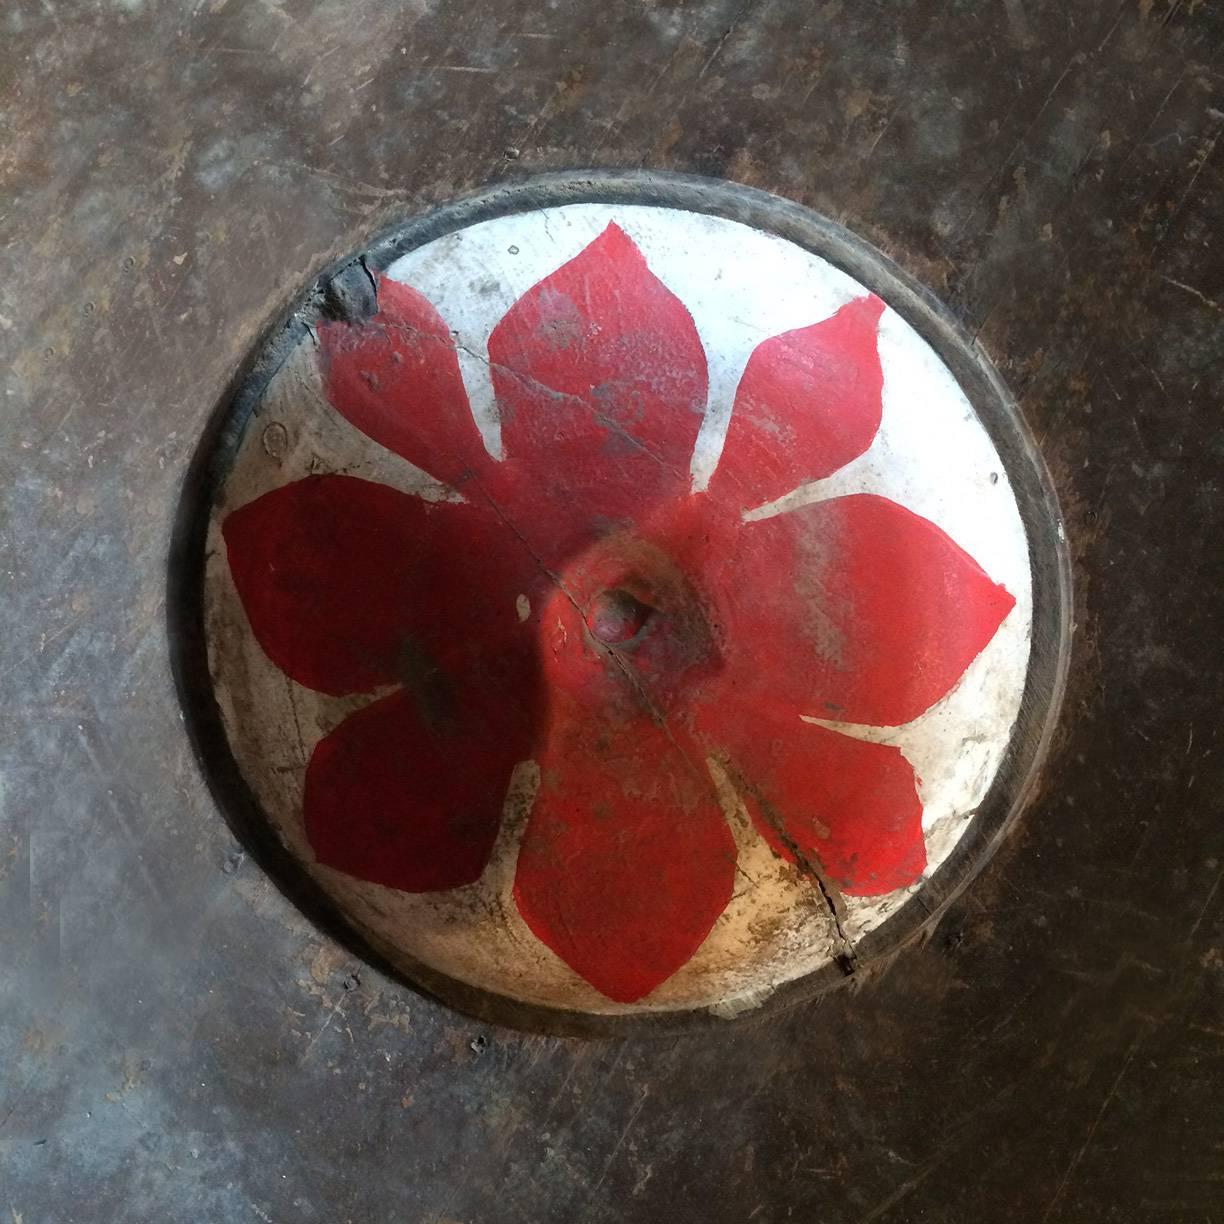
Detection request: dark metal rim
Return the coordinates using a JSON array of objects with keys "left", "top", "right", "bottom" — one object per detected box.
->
[{"left": 168, "top": 169, "right": 1073, "bottom": 1039}]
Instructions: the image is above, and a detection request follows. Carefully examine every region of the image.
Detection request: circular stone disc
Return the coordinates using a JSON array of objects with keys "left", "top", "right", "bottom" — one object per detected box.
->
[{"left": 175, "top": 173, "right": 1069, "bottom": 1030}]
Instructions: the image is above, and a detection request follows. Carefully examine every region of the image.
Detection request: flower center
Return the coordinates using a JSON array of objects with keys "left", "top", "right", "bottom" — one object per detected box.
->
[{"left": 586, "top": 588, "right": 653, "bottom": 645}]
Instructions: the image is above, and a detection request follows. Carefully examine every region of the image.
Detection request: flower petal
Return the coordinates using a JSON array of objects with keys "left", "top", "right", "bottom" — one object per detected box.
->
[
  {"left": 487, "top": 222, "right": 708, "bottom": 563},
  {"left": 222, "top": 474, "right": 540, "bottom": 697},
  {"left": 710, "top": 295, "right": 885, "bottom": 510},
  {"left": 729, "top": 494, "right": 1016, "bottom": 727},
  {"left": 305, "top": 683, "right": 535, "bottom": 892},
  {"left": 513, "top": 702, "right": 736, "bottom": 1002},
  {"left": 698, "top": 700, "right": 924, "bottom": 896},
  {"left": 319, "top": 276, "right": 490, "bottom": 489}
]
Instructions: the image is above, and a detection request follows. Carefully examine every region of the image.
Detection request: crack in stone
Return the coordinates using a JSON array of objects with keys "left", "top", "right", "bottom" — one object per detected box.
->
[
  {"left": 468, "top": 476, "right": 583, "bottom": 611},
  {"left": 730, "top": 769, "right": 859, "bottom": 975},
  {"left": 585, "top": 642, "right": 760, "bottom": 892},
  {"left": 379, "top": 320, "right": 687, "bottom": 481},
  {"left": 456, "top": 334, "right": 682, "bottom": 479}
]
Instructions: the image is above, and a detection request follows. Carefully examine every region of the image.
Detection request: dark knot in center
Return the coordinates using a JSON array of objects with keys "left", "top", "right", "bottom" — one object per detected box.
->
[{"left": 586, "top": 588, "right": 653, "bottom": 645}]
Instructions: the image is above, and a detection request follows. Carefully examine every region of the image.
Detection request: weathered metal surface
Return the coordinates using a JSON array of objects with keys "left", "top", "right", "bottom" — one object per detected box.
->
[{"left": 2, "top": 0, "right": 1222, "bottom": 1220}]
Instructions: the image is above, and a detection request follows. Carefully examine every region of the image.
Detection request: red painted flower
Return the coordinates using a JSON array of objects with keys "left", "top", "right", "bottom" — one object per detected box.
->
[{"left": 223, "top": 223, "right": 1015, "bottom": 1003}]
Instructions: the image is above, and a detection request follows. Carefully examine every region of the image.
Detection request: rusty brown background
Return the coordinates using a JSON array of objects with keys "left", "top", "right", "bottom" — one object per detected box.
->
[{"left": 2, "top": 1, "right": 1223, "bottom": 1220}]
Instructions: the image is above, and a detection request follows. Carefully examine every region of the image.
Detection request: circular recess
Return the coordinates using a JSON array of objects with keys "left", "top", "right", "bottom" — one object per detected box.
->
[{"left": 172, "top": 172, "right": 1070, "bottom": 1032}]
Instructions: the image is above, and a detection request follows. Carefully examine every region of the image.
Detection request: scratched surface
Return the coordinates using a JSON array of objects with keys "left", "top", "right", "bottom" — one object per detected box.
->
[{"left": 1, "top": 1, "right": 1222, "bottom": 1220}]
